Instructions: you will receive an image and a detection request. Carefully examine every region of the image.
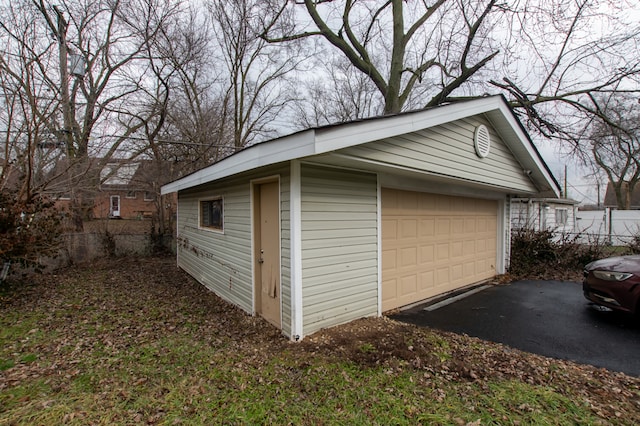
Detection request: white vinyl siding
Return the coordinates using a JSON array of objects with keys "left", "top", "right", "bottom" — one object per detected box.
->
[
  {"left": 300, "top": 164, "right": 378, "bottom": 335},
  {"left": 278, "top": 173, "right": 292, "bottom": 338},
  {"left": 338, "top": 116, "right": 536, "bottom": 193},
  {"left": 176, "top": 165, "right": 290, "bottom": 324},
  {"left": 510, "top": 199, "right": 576, "bottom": 233}
]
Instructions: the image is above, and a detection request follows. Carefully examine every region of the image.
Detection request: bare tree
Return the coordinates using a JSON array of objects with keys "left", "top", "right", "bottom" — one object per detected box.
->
[
  {"left": 293, "top": 56, "right": 384, "bottom": 127},
  {"left": 586, "top": 94, "right": 640, "bottom": 210},
  {"left": 210, "top": 0, "right": 308, "bottom": 149},
  {"left": 134, "top": 4, "right": 230, "bottom": 233},
  {"left": 0, "top": 0, "right": 183, "bottom": 228},
  {"left": 262, "top": 0, "right": 639, "bottom": 146},
  {"left": 490, "top": 0, "right": 640, "bottom": 143},
  {"left": 133, "top": 4, "right": 233, "bottom": 175},
  {"left": 263, "top": 0, "right": 501, "bottom": 115},
  {"left": 0, "top": 2, "right": 64, "bottom": 202}
]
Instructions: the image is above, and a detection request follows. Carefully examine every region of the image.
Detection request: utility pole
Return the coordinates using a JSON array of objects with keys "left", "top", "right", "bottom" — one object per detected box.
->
[
  {"left": 564, "top": 164, "right": 568, "bottom": 199},
  {"left": 53, "top": 5, "right": 74, "bottom": 158},
  {"left": 52, "top": 5, "right": 84, "bottom": 230}
]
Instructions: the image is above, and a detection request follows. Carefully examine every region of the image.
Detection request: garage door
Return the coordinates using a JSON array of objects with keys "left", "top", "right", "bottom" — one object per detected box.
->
[{"left": 382, "top": 188, "right": 498, "bottom": 312}]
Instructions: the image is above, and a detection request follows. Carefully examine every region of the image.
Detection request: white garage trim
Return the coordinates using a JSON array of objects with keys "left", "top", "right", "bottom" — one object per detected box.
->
[{"left": 290, "top": 160, "right": 303, "bottom": 340}]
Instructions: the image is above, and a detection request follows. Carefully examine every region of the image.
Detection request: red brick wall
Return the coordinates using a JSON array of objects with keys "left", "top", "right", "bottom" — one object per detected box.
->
[
  {"left": 93, "top": 191, "right": 157, "bottom": 219},
  {"left": 52, "top": 191, "right": 176, "bottom": 220}
]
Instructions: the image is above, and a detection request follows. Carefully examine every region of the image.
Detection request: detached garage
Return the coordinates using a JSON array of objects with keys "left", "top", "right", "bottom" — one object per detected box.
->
[{"left": 161, "top": 95, "right": 560, "bottom": 341}]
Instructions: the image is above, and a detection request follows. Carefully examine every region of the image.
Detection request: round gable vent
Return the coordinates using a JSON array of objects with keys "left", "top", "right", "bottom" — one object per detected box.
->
[{"left": 474, "top": 124, "right": 491, "bottom": 158}]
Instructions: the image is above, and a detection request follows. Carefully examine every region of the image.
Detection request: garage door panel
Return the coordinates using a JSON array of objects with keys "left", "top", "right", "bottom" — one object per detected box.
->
[
  {"left": 436, "top": 218, "right": 450, "bottom": 235},
  {"left": 382, "top": 248, "right": 397, "bottom": 271},
  {"left": 401, "top": 275, "right": 417, "bottom": 296},
  {"left": 419, "top": 219, "right": 435, "bottom": 237},
  {"left": 402, "top": 191, "right": 420, "bottom": 210},
  {"left": 451, "top": 241, "right": 463, "bottom": 257},
  {"left": 436, "top": 243, "right": 449, "bottom": 260},
  {"left": 419, "top": 245, "right": 434, "bottom": 263},
  {"left": 382, "top": 188, "right": 498, "bottom": 312},
  {"left": 382, "top": 221, "right": 397, "bottom": 242},
  {"left": 436, "top": 267, "right": 450, "bottom": 284},
  {"left": 382, "top": 278, "right": 397, "bottom": 302},
  {"left": 400, "top": 247, "right": 417, "bottom": 267},
  {"left": 420, "top": 271, "right": 434, "bottom": 291},
  {"left": 452, "top": 264, "right": 463, "bottom": 281},
  {"left": 464, "top": 218, "right": 476, "bottom": 233},
  {"left": 463, "top": 262, "right": 475, "bottom": 277},
  {"left": 452, "top": 218, "right": 465, "bottom": 234},
  {"left": 401, "top": 219, "right": 418, "bottom": 238}
]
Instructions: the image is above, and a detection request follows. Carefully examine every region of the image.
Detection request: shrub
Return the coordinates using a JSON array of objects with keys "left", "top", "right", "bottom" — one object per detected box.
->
[
  {"left": 509, "top": 228, "right": 607, "bottom": 280},
  {"left": 0, "top": 190, "right": 63, "bottom": 272},
  {"left": 628, "top": 234, "right": 640, "bottom": 254}
]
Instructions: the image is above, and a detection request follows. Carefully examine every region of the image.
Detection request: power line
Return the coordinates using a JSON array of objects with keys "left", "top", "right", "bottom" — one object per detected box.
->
[{"left": 567, "top": 182, "right": 598, "bottom": 204}]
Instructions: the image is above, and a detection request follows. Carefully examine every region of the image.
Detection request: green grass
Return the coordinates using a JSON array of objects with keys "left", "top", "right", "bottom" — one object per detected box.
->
[
  {"left": 0, "top": 258, "right": 638, "bottom": 425},
  {"left": 0, "top": 334, "right": 605, "bottom": 425}
]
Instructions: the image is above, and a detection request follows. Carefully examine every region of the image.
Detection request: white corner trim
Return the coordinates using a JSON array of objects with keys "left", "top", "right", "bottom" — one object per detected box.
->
[
  {"left": 376, "top": 178, "right": 383, "bottom": 316},
  {"left": 496, "top": 199, "right": 506, "bottom": 274},
  {"left": 290, "top": 160, "right": 304, "bottom": 340},
  {"left": 249, "top": 182, "right": 256, "bottom": 315}
]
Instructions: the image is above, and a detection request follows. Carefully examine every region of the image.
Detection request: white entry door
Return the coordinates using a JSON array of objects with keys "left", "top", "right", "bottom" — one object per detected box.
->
[{"left": 110, "top": 195, "right": 121, "bottom": 217}]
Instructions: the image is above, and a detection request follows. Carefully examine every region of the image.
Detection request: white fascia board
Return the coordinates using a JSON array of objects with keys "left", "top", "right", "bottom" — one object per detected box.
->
[
  {"left": 511, "top": 197, "right": 578, "bottom": 205},
  {"left": 161, "top": 95, "right": 559, "bottom": 197},
  {"left": 161, "top": 130, "right": 316, "bottom": 194},
  {"left": 314, "top": 96, "right": 504, "bottom": 153},
  {"left": 485, "top": 103, "right": 560, "bottom": 197}
]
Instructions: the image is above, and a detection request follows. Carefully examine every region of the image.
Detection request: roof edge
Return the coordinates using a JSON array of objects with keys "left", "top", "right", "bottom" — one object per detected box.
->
[{"left": 161, "top": 95, "right": 560, "bottom": 196}]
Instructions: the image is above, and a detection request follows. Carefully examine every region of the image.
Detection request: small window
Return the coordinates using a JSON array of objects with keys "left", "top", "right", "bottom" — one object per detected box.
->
[
  {"left": 144, "top": 191, "right": 155, "bottom": 201},
  {"left": 126, "top": 190, "right": 137, "bottom": 199},
  {"left": 555, "top": 208, "right": 568, "bottom": 226},
  {"left": 200, "top": 197, "right": 223, "bottom": 231}
]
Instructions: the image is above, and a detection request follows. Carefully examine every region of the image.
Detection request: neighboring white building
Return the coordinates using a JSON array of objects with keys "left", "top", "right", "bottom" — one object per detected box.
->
[
  {"left": 511, "top": 198, "right": 579, "bottom": 234},
  {"left": 162, "top": 96, "right": 560, "bottom": 341}
]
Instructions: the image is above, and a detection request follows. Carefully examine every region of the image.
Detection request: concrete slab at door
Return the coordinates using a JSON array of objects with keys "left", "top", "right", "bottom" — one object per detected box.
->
[{"left": 254, "top": 181, "right": 281, "bottom": 328}]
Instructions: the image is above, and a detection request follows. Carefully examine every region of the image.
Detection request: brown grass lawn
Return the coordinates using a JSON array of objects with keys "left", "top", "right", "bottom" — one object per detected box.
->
[{"left": 1, "top": 257, "right": 639, "bottom": 425}]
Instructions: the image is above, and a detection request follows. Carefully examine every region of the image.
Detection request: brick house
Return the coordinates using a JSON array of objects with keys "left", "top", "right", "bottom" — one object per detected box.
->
[{"left": 49, "top": 159, "right": 177, "bottom": 221}]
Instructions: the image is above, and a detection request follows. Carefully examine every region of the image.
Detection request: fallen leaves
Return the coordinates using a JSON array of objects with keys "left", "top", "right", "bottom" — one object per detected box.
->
[{"left": 1, "top": 256, "right": 639, "bottom": 424}]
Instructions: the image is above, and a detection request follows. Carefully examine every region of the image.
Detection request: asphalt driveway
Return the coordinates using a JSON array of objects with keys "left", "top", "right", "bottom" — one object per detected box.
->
[{"left": 390, "top": 280, "right": 640, "bottom": 377}]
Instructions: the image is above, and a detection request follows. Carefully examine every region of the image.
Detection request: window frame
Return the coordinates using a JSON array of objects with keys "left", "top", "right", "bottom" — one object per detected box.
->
[
  {"left": 126, "top": 190, "right": 137, "bottom": 199},
  {"left": 199, "top": 196, "right": 224, "bottom": 232},
  {"left": 555, "top": 208, "right": 568, "bottom": 226}
]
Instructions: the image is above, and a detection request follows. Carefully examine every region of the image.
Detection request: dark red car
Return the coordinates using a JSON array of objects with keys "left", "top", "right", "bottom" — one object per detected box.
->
[{"left": 583, "top": 255, "right": 640, "bottom": 315}]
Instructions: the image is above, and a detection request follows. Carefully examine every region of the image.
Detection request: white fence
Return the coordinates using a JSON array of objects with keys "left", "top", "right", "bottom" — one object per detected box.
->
[{"left": 575, "top": 209, "right": 640, "bottom": 246}]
